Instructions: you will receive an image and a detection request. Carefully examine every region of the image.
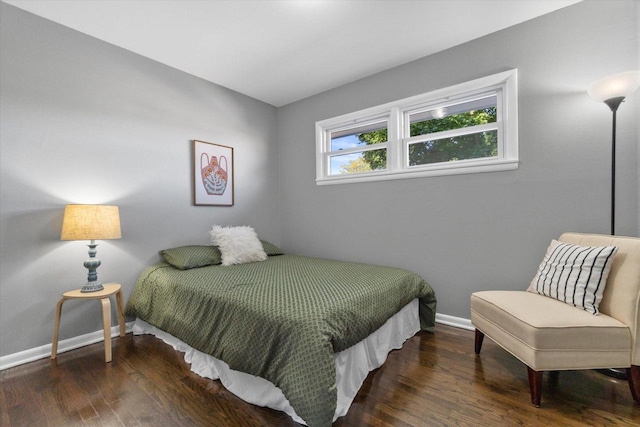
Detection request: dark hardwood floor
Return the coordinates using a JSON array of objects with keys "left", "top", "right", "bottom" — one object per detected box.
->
[{"left": 2, "top": 324, "right": 639, "bottom": 426}]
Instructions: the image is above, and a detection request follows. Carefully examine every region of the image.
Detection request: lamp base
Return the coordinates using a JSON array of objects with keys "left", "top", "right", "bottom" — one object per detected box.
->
[
  {"left": 81, "top": 281, "right": 104, "bottom": 293},
  {"left": 595, "top": 368, "right": 628, "bottom": 381}
]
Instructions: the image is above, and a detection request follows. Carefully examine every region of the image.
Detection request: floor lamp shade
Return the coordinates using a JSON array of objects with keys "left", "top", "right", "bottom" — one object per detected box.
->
[
  {"left": 587, "top": 71, "right": 640, "bottom": 103},
  {"left": 61, "top": 204, "right": 121, "bottom": 292}
]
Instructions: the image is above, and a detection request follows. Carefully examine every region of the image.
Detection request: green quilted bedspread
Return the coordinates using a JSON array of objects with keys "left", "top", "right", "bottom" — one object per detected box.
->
[{"left": 125, "top": 254, "right": 436, "bottom": 427}]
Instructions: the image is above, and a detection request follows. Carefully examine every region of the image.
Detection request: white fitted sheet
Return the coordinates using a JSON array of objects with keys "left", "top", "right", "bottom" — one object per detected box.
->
[{"left": 133, "top": 298, "right": 419, "bottom": 425}]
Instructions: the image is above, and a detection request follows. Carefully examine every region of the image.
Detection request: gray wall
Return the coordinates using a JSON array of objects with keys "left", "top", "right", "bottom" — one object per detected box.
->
[
  {"left": 277, "top": 0, "right": 639, "bottom": 319},
  {"left": 0, "top": 3, "right": 280, "bottom": 357}
]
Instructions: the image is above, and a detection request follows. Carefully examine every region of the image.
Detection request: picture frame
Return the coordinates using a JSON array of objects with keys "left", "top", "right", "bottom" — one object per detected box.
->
[{"left": 193, "top": 140, "right": 234, "bottom": 206}]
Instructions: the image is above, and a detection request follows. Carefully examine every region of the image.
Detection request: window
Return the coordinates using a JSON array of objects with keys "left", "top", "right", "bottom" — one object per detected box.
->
[
  {"left": 329, "top": 119, "right": 388, "bottom": 175},
  {"left": 316, "top": 70, "right": 518, "bottom": 185}
]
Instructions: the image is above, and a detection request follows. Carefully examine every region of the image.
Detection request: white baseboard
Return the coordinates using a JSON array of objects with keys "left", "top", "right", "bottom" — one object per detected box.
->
[
  {"left": 0, "top": 322, "right": 134, "bottom": 371},
  {"left": 1, "top": 314, "right": 473, "bottom": 371},
  {"left": 435, "top": 313, "right": 474, "bottom": 331}
]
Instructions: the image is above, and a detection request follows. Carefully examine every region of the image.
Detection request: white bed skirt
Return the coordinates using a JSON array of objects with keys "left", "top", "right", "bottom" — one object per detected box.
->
[{"left": 133, "top": 298, "right": 420, "bottom": 425}]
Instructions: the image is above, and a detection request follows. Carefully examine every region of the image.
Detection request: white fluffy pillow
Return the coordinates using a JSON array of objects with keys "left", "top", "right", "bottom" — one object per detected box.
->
[
  {"left": 527, "top": 239, "right": 618, "bottom": 315},
  {"left": 209, "top": 225, "right": 267, "bottom": 266}
]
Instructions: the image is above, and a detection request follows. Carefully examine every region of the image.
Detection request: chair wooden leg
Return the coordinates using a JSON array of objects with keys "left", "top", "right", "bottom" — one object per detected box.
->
[
  {"left": 527, "top": 367, "right": 543, "bottom": 407},
  {"left": 628, "top": 365, "right": 640, "bottom": 403},
  {"left": 474, "top": 329, "right": 484, "bottom": 354}
]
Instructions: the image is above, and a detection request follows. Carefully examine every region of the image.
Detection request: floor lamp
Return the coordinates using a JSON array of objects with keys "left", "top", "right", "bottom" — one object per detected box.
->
[{"left": 587, "top": 70, "right": 640, "bottom": 380}]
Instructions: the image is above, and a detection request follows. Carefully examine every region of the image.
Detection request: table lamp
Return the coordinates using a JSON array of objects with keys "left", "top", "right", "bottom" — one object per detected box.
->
[{"left": 60, "top": 204, "right": 122, "bottom": 293}]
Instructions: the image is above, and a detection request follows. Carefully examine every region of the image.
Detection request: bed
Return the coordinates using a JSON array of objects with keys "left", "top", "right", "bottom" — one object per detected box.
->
[{"left": 125, "top": 242, "right": 436, "bottom": 427}]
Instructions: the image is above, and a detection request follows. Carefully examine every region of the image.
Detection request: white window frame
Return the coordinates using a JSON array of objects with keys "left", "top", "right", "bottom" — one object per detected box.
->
[
  {"left": 315, "top": 69, "right": 518, "bottom": 185},
  {"left": 326, "top": 115, "right": 390, "bottom": 175}
]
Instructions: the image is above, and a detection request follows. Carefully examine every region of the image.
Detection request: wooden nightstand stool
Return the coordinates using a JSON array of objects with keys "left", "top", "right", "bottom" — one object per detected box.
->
[{"left": 51, "top": 283, "right": 126, "bottom": 362}]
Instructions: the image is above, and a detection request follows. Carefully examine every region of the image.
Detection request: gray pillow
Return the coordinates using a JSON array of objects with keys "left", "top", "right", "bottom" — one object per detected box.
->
[
  {"left": 161, "top": 240, "right": 283, "bottom": 269},
  {"left": 161, "top": 245, "right": 222, "bottom": 269},
  {"left": 260, "top": 240, "right": 284, "bottom": 256}
]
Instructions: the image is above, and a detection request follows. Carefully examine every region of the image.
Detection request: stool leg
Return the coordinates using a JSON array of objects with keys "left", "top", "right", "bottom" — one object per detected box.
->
[
  {"left": 51, "top": 298, "right": 66, "bottom": 360},
  {"left": 101, "top": 298, "right": 112, "bottom": 362},
  {"left": 115, "top": 290, "right": 126, "bottom": 337}
]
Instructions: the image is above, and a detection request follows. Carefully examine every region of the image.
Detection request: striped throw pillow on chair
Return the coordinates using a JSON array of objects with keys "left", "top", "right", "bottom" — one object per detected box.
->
[{"left": 527, "top": 240, "right": 618, "bottom": 315}]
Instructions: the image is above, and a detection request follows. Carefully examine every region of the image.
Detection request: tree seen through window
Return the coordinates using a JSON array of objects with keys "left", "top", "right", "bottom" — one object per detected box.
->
[{"left": 348, "top": 106, "right": 497, "bottom": 172}]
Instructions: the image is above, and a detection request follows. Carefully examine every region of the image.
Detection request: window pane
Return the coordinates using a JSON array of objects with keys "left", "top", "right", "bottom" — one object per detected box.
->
[
  {"left": 330, "top": 149, "right": 386, "bottom": 175},
  {"left": 331, "top": 122, "right": 387, "bottom": 151},
  {"left": 409, "top": 96, "right": 496, "bottom": 137},
  {"left": 409, "top": 130, "right": 497, "bottom": 166}
]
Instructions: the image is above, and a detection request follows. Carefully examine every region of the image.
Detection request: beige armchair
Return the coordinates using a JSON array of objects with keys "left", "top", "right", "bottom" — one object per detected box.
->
[{"left": 471, "top": 232, "right": 640, "bottom": 406}]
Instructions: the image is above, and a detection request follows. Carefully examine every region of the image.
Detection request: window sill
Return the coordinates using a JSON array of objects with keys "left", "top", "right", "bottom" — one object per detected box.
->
[{"left": 316, "top": 159, "right": 519, "bottom": 186}]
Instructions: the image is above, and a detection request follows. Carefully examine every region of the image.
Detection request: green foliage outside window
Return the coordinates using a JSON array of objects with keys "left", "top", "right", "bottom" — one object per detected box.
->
[{"left": 354, "top": 107, "right": 497, "bottom": 171}]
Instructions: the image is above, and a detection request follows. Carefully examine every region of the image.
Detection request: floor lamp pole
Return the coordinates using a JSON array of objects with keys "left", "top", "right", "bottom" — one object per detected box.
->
[
  {"left": 604, "top": 96, "right": 623, "bottom": 236},
  {"left": 610, "top": 107, "right": 616, "bottom": 236}
]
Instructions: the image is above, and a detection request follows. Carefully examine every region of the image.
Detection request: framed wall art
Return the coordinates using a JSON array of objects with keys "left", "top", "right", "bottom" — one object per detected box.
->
[{"left": 193, "top": 140, "right": 234, "bottom": 206}]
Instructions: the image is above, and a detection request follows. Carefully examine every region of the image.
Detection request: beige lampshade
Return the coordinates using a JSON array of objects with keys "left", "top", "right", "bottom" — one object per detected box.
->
[
  {"left": 587, "top": 70, "right": 640, "bottom": 102},
  {"left": 61, "top": 204, "right": 122, "bottom": 241}
]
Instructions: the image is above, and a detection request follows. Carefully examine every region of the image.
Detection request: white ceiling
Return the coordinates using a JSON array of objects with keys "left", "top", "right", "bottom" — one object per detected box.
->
[{"left": 4, "top": 0, "right": 581, "bottom": 106}]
